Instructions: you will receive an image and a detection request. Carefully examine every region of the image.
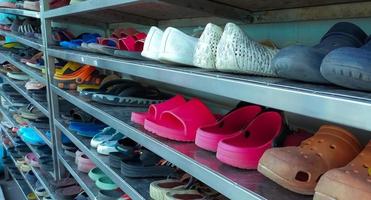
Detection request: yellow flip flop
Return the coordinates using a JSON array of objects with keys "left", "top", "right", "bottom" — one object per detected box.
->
[{"left": 55, "top": 61, "right": 82, "bottom": 76}]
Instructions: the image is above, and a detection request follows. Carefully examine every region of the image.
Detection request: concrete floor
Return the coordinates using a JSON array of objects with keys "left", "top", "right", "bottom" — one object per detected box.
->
[{"left": 0, "top": 173, "right": 26, "bottom": 200}]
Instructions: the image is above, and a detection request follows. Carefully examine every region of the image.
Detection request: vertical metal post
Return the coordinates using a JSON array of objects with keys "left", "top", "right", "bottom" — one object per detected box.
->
[{"left": 40, "top": 0, "right": 64, "bottom": 180}]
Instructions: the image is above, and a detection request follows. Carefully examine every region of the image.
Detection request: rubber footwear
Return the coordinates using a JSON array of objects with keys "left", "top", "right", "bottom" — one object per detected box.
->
[
  {"left": 141, "top": 26, "right": 164, "bottom": 61},
  {"left": 273, "top": 22, "right": 368, "bottom": 83},
  {"left": 90, "top": 127, "right": 117, "bottom": 148},
  {"left": 158, "top": 27, "right": 198, "bottom": 66},
  {"left": 216, "top": 111, "right": 284, "bottom": 169},
  {"left": 258, "top": 125, "right": 362, "bottom": 195},
  {"left": 131, "top": 94, "right": 186, "bottom": 125},
  {"left": 321, "top": 36, "right": 371, "bottom": 91},
  {"left": 195, "top": 105, "right": 262, "bottom": 152},
  {"left": 314, "top": 141, "right": 371, "bottom": 200},
  {"left": 97, "top": 133, "right": 125, "bottom": 155},
  {"left": 18, "top": 127, "right": 45, "bottom": 145},
  {"left": 193, "top": 23, "right": 223, "bottom": 69},
  {"left": 216, "top": 23, "right": 279, "bottom": 76},
  {"left": 144, "top": 99, "right": 216, "bottom": 142},
  {"left": 150, "top": 176, "right": 190, "bottom": 200}
]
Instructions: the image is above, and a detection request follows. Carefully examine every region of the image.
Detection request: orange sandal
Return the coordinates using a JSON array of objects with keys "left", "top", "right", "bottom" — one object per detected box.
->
[
  {"left": 314, "top": 141, "right": 371, "bottom": 200},
  {"left": 54, "top": 65, "right": 101, "bottom": 90},
  {"left": 258, "top": 125, "right": 362, "bottom": 195}
]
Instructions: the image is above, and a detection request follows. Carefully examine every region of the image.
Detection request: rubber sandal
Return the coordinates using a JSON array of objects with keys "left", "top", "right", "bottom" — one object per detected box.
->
[
  {"left": 216, "top": 111, "right": 287, "bottom": 169},
  {"left": 54, "top": 61, "right": 82, "bottom": 76},
  {"left": 92, "top": 84, "right": 167, "bottom": 107},
  {"left": 195, "top": 105, "right": 262, "bottom": 152},
  {"left": 321, "top": 35, "right": 371, "bottom": 91},
  {"left": 216, "top": 23, "right": 278, "bottom": 76},
  {"left": 55, "top": 185, "right": 82, "bottom": 200},
  {"left": 273, "top": 22, "right": 367, "bottom": 83},
  {"left": 77, "top": 154, "right": 96, "bottom": 173},
  {"left": 18, "top": 105, "right": 44, "bottom": 120},
  {"left": 164, "top": 181, "right": 219, "bottom": 200},
  {"left": 79, "top": 75, "right": 123, "bottom": 99},
  {"left": 144, "top": 98, "right": 216, "bottom": 142},
  {"left": 158, "top": 27, "right": 198, "bottom": 66},
  {"left": 120, "top": 149, "right": 175, "bottom": 178},
  {"left": 27, "top": 192, "right": 37, "bottom": 200},
  {"left": 314, "top": 141, "right": 371, "bottom": 200},
  {"left": 141, "top": 26, "right": 164, "bottom": 61},
  {"left": 74, "top": 192, "right": 89, "bottom": 200},
  {"left": 97, "top": 133, "right": 125, "bottom": 155},
  {"left": 87, "top": 43, "right": 116, "bottom": 56},
  {"left": 68, "top": 121, "right": 107, "bottom": 138},
  {"left": 50, "top": 177, "right": 77, "bottom": 190},
  {"left": 88, "top": 167, "right": 106, "bottom": 181},
  {"left": 60, "top": 33, "right": 100, "bottom": 50},
  {"left": 97, "top": 189, "right": 125, "bottom": 200},
  {"left": 6, "top": 71, "right": 29, "bottom": 81},
  {"left": 150, "top": 174, "right": 191, "bottom": 200},
  {"left": 90, "top": 127, "right": 117, "bottom": 148},
  {"left": 95, "top": 176, "right": 118, "bottom": 190},
  {"left": 193, "top": 23, "right": 223, "bottom": 69},
  {"left": 258, "top": 125, "right": 362, "bottom": 195},
  {"left": 54, "top": 64, "right": 93, "bottom": 79},
  {"left": 18, "top": 127, "right": 46, "bottom": 145},
  {"left": 131, "top": 95, "right": 186, "bottom": 126},
  {"left": 113, "top": 32, "right": 146, "bottom": 59}
]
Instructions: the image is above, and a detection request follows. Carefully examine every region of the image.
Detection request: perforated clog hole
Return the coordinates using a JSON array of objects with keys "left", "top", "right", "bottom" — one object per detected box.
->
[
  {"left": 329, "top": 144, "right": 336, "bottom": 150},
  {"left": 295, "top": 171, "right": 310, "bottom": 182},
  {"left": 316, "top": 153, "right": 322, "bottom": 158},
  {"left": 363, "top": 164, "right": 369, "bottom": 168}
]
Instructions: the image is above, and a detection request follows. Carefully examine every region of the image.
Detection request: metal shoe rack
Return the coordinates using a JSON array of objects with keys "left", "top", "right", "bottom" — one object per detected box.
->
[{"left": 0, "top": 1, "right": 371, "bottom": 199}]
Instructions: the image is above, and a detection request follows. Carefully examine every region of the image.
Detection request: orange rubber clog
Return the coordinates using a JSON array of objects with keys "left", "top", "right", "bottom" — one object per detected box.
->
[
  {"left": 258, "top": 125, "right": 362, "bottom": 195},
  {"left": 314, "top": 141, "right": 371, "bottom": 200}
]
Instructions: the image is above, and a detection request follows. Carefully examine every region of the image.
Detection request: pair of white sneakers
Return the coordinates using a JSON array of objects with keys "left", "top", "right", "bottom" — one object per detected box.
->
[{"left": 142, "top": 23, "right": 278, "bottom": 76}]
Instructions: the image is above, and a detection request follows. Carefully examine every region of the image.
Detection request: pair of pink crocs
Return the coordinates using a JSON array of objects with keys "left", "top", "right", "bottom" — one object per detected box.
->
[{"left": 131, "top": 95, "right": 216, "bottom": 142}]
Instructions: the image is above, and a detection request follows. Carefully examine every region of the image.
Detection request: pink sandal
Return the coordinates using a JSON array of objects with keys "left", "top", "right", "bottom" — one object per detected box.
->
[
  {"left": 144, "top": 99, "right": 216, "bottom": 142},
  {"left": 216, "top": 111, "right": 284, "bottom": 169},
  {"left": 131, "top": 95, "right": 186, "bottom": 125},
  {"left": 195, "top": 105, "right": 262, "bottom": 152}
]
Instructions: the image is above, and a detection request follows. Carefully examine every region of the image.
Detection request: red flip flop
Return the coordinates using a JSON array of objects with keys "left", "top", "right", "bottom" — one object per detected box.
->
[
  {"left": 195, "top": 105, "right": 263, "bottom": 152},
  {"left": 131, "top": 95, "right": 186, "bottom": 125},
  {"left": 216, "top": 111, "right": 284, "bottom": 169},
  {"left": 118, "top": 32, "right": 147, "bottom": 51},
  {"left": 144, "top": 98, "right": 216, "bottom": 142}
]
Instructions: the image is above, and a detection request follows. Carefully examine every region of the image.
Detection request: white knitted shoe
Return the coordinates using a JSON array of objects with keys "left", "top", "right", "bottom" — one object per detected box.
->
[
  {"left": 193, "top": 23, "right": 223, "bottom": 69},
  {"left": 216, "top": 23, "right": 279, "bottom": 76},
  {"left": 141, "top": 26, "right": 164, "bottom": 61},
  {"left": 158, "top": 27, "right": 198, "bottom": 66}
]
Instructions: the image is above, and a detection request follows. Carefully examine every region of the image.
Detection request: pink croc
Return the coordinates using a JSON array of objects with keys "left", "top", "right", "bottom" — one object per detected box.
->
[
  {"left": 131, "top": 95, "right": 186, "bottom": 125},
  {"left": 195, "top": 105, "right": 262, "bottom": 152},
  {"left": 145, "top": 98, "right": 216, "bottom": 142},
  {"left": 216, "top": 111, "right": 284, "bottom": 169}
]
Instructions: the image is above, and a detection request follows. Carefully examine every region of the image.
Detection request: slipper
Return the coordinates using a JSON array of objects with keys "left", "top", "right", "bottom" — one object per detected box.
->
[
  {"left": 131, "top": 94, "right": 186, "bottom": 125},
  {"left": 90, "top": 127, "right": 117, "bottom": 148},
  {"left": 54, "top": 61, "right": 83, "bottom": 76},
  {"left": 18, "top": 127, "right": 46, "bottom": 145},
  {"left": 164, "top": 180, "right": 219, "bottom": 200},
  {"left": 314, "top": 141, "right": 371, "bottom": 200},
  {"left": 141, "top": 26, "right": 164, "bottom": 60},
  {"left": 150, "top": 174, "right": 191, "bottom": 200},
  {"left": 18, "top": 104, "right": 44, "bottom": 120},
  {"left": 195, "top": 105, "right": 262, "bottom": 152},
  {"left": 120, "top": 149, "right": 176, "bottom": 178},
  {"left": 113, "top": 32, "right": 146, "bottom": 60},
  {"left": 258, "top": 125, "right": 362, "bottom": 195},
  {"left": 96, "top": 133, "right": 125, "bottom": 155},
  {"left": 92, "top": 83, "right": 167, "bottom": 107},
  {"left": 158, "top": 27, "right": 198, "bottom": 66},
  {"left": 79, "top": 75, "right": 123, "bottom": 99},
  {"left": 69, "top": 121, "right": 107, "bottom": 138},
  {"left": 144, "top": 99, "right": 216, "bottom": 142},
  {"left": 193, "top": 23, "right": 223, "bottom": 69},
  {"left": 273, "top": 22, "right": 367, "bottom": 83},
  {"left": 321, "top": 35, "right": 371, "bottom": 91},
  {"left": 60, "top": 33, "right": 100, "bottom": 50},
  {"left": 216, "top": 111, "right": 287, "bottom": 169},
  {"left": 6, "top": 71, "right": 30, "bottom": 81},
  {"left": 216, "top": 23, "right": 279, "bottom": 76}
]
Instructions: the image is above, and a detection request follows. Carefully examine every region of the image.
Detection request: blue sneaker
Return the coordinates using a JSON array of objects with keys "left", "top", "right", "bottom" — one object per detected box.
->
[
  {"left": 273, "top": 22, "right": 367, "bottom": 83},
  {"left": 321, "top": 36, "right": 371, "bottom": 91}
]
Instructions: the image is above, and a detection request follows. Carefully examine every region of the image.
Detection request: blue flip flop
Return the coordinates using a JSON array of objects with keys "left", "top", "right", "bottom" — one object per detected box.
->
[
  {"left": 60, "top": 33, "right": 100, "bottom": 50},
  {"left": 18, "top": 127, "right": 45, "bottom": 145},
  {"left": 69, "top": 121, "right": 107, "bottom": 138}
]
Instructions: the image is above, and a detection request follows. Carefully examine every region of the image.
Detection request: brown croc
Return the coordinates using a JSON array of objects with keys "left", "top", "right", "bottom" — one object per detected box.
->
[
  {"left": 258, "top": 125, "right": 362, "bottom": 195},
  {"left": 314, "top": 141, "right": 371, "bottom": 200}
]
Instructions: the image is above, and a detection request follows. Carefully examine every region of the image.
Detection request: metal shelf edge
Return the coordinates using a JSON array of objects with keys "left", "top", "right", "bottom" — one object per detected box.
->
[{"left": 0, "top": 7, "right": 40, "bottom": 18}]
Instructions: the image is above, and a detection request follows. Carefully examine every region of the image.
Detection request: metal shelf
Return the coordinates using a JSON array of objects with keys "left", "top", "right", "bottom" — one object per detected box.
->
[
  {"left": 0, "top": 7, "right": 40, "bottom": 18},
  {"left": 48, "top": 48, "right": 371, "bottom": 132},
  {"left": 55, "top": 119, "right": 156, "bottom": 200},
  {"left": 5, "top": 156, "right": 32, "bottom": 200},
  {"left": 0, "top": 30, "right": 43, "bottom": 51},
  {"left": 58, "top": 151, "right": 99, "bottom": 200},
  {"left": 0, "top": 88, "right": 27, "bottom": 107},
  {"left": 0, "top": 73, "right": 49, "bottom": 117},
  {"left": 51, "top": 85, "right": 310, "bottom": 200},
  {"left": 0, "top": 51, "right": 46, "bottom": 84}
]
